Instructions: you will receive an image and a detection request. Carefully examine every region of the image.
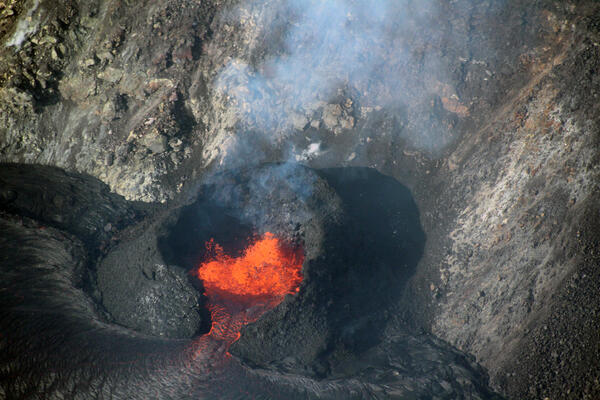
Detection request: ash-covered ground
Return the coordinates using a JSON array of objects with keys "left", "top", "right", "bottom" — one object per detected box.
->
[{"left": 1, "top": 0, "right": 600, "bottom": 399}]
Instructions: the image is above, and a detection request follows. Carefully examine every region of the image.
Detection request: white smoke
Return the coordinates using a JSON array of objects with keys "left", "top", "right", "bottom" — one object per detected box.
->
[{"left": 211, "top": 0, "right": 461, "bottom": 164}]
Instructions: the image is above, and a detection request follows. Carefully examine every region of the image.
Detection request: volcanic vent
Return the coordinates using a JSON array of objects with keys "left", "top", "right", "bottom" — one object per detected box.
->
[
  {"left": 152, "top": 163, "right": 427, "bottom": 376},
  {"left": 197, "top": 232, "right": 304, "bottom": 342},
  {"left": 0, "top": 163, "right": 503, "bottom": 399},
  {"left": 197, "top": 232, "right": 304, "bottom": 299}
]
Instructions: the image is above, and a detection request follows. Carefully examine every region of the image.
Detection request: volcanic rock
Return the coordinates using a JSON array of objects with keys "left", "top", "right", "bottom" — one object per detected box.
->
[
  {"left": 97, "top": 230, "right": 204, "bottom": 338},
  {"left": 1, "top": 0, "right": 600, "bottom": 398}
]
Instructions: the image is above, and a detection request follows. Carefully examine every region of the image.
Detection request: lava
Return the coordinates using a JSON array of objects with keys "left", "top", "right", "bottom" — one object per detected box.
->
[
  {"left": 197, "top": 232, "right": 303, "bottom": 298},
  {"left": 196, "top": 232, "right": 303, "bottom": 343}
]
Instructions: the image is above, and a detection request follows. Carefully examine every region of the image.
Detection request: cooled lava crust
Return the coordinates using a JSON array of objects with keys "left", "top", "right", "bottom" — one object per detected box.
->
[{"left": 0, "top": 163, "right": 503, "bottom": 399}]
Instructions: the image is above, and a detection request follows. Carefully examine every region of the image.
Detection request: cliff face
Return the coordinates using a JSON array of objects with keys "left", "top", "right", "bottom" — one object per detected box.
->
[
  {"left": 1, "top": 0, "right": 599, "bottom": 398},
  {"left": 420, "top": 16, "right": 600, "bottom": 398}
]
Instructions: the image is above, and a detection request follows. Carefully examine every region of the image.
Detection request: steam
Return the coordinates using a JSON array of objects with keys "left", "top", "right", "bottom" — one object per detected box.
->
[
  {"left": 205, "top": 162, "right": 325, "bottom": 235},
  {"left": 5, "top": 0, "right": 42, "bottom": 48},
  {"left": 212, "top": 0, "right": 452, "bottom": 166},
  {"left": 203, "top": 0, "right": 461, "bottom": 229}
]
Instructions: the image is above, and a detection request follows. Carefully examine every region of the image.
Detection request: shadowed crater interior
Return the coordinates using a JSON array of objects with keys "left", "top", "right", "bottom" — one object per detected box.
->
[
  {"left": 156, "top": 164, "right": 426, "bottom": 377},
  {"left": 20, "top": 162, "right": 425, "bottom": 365},
  {"left": 0, "top": 163, "right": 506, "bottom": 399}
]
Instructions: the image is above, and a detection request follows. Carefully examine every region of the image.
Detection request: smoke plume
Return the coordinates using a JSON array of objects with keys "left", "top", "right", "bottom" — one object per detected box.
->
[{"left": 212, "top": 0, "right": 458, "bottom": 168}]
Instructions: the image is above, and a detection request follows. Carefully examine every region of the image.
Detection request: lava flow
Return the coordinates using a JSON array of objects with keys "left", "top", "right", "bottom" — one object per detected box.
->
[{"left": 196, "top": 232, "right": 303, "bottom": 343}]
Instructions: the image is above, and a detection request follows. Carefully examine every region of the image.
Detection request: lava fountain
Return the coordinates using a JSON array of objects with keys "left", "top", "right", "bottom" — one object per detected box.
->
[{"left": 195, "top": 232, "right": 304, "bottom": 343}]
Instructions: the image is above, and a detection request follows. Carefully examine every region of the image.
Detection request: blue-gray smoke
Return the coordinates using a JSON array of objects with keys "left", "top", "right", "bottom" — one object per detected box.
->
[{"left": 214, "top": 0, "right": 450, "bottom": 162}]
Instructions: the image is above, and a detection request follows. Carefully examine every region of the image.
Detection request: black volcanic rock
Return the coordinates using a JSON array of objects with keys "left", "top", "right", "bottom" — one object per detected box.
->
[
  {"left": 97, "top": 238, "right": 204, "bottom": 339},
  {"left": 0, "top": 163, "right": 502, "bottom": 399}
]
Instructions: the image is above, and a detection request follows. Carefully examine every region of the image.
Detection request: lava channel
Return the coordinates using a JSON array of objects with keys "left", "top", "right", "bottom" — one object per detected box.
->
[{"left": 195, "top": 232, "right": 303, "bottom": 343}]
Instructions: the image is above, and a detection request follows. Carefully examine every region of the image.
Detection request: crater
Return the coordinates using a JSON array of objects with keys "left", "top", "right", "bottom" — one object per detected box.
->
[{"left": 94, "top": 162, "right": 425, "bottom": 373}]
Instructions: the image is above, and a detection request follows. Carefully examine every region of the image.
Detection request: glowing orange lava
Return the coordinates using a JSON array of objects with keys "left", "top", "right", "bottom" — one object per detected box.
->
[
  {"left": 197, "top": 232, "right": 303, "bottom": 299},
  {"left": 196, "top": 232, "right": 303, "bottom": 345}
]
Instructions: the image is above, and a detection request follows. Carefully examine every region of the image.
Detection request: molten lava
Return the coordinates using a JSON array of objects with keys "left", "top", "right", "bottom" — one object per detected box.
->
[
  {"left": 197, "top": 232, "right": 303, "bottom": 299},
  {"left": 196, "top": 232, "right": 303, "bottom": 344}
]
